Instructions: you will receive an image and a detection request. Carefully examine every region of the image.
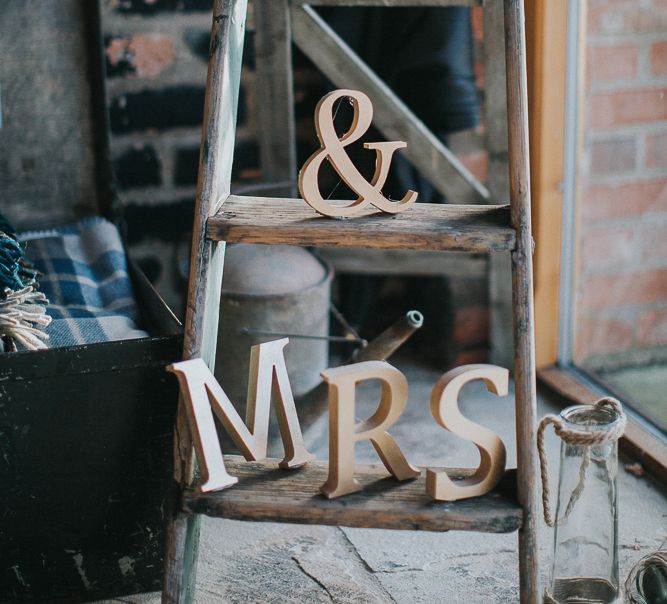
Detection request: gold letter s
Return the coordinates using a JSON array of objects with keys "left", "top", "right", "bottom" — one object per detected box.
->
[{"left": 426, "top": 364, "right": 508, "bottom": 502}]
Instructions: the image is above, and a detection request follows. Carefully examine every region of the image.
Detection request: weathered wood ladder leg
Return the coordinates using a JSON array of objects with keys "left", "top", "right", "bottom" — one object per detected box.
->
[
  {"left": 162, "top": 1, "right": 248, "bottom": 602},
  {"left": 505, "top": 0, "right": 539, "bottom": 602}
]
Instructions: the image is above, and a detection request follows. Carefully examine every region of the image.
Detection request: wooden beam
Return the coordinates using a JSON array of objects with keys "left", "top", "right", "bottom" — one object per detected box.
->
[
  {"left": 291, "top": 5, "right": 490, "bottom": 204},
  {"left": 207, "top": 196, "right": 515, "bottom": 253},
  {"left": 526, "top": 0, "right": 567, "bottom": 368}
]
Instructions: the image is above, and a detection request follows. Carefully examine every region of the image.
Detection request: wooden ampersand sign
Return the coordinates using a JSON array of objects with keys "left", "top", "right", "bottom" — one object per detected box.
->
[{"left": 298, "top": 89, "right": 418, "bottom": 217}]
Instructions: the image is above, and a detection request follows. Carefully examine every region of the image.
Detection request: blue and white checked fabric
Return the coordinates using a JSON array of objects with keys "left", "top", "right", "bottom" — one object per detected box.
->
[{"left": 19, "top": 217, "right": 148, "bottom": 348}]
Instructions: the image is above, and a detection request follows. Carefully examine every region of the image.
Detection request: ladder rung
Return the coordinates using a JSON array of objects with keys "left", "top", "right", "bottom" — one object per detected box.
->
[
  {"left": 207, "top": 196, "right": 515, "bottom": 253},
  {"left": 182, "top": 456, "right": 523, "bottom": 533}
]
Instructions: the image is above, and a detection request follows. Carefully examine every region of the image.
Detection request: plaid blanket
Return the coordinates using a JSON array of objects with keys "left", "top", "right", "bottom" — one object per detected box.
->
[{"left": 19, "top": 217, "right": 148, "bottom": 348}]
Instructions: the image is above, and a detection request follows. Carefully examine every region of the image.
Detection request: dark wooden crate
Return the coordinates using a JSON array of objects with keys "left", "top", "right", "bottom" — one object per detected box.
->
[
  {"left": 0, "top": 288, "right": 182, "bottom": 603},
  {"left": 0, "top": 1, "right": 184, "bottom": 601}
]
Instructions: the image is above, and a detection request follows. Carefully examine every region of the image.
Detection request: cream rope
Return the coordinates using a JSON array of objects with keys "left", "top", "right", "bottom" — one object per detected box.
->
[{"left": 537, "top": 397, "right": 626, "bottom": 528}]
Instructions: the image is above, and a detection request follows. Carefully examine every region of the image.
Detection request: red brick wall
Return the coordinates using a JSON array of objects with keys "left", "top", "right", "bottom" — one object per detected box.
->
[{"left": 575, "top": 0, "right": 667, "bottom": 368}]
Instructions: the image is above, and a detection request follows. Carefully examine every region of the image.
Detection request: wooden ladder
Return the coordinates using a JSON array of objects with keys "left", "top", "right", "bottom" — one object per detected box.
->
[{"left": 163, "top": 1, "right": 538, "bottom": 602}]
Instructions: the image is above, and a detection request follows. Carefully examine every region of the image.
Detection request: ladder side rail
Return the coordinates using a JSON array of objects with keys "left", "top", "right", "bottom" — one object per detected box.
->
[
  {"left": 184, "top": 0, "right": 248, "bottom": 364},
  {"left": 255, "top": 0, "right": 298, "bottom": 187},
  {"left": 291, "top": 5, "right": 490, "bottom": 204},
  {"left": 164, "top": 2, "right": 249, "bottom": 602},
  {"left": 504, "top": 0, "right": 539, "bottom": 602}
]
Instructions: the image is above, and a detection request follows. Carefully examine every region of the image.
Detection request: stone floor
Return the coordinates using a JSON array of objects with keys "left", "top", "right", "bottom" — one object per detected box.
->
[{"left": 96, "top": 358, "right": 667, "bottom": 603}]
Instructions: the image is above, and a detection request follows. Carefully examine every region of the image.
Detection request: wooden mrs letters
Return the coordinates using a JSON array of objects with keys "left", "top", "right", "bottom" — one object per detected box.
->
[
  {"left": 167, "top": 338, "right": 314, "bottom": 493},
  {"left": 319, "top": 361, "right": 508, "bottom": 501},
  {"left": 170, "top": 341, "right": 509, "bottom": 502}
]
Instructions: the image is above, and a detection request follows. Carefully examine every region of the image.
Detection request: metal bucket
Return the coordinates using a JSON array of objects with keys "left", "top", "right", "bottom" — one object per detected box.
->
[{"left": 215, "top": 244, "right": 332, "bottom": 404}]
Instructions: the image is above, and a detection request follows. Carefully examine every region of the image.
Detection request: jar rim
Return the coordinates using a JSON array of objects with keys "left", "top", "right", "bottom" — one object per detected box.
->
[{"left": 560, "top": 403, "right": 624, "bottom": 434}]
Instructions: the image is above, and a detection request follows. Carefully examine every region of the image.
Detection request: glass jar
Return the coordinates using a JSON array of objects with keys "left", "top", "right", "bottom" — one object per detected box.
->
[{"left": 541, "top": 399, "right": 626, "bottom": 604}]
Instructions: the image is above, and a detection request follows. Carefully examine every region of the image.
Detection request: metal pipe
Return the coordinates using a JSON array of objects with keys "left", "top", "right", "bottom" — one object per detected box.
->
[
  {"left": 240, "top": 327, "right": 367, "bottom": 345},
  {"left": 352, "top": 310, "right": 423, "bottom": 363},
  {"left": 330, "top": 302, "right": 363, "bottom": 342}
]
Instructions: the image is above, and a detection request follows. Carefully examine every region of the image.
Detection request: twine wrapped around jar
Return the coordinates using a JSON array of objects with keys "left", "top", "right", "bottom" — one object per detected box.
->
[{"left": 537, "top": 397, "right": 626, "bottom": 528}]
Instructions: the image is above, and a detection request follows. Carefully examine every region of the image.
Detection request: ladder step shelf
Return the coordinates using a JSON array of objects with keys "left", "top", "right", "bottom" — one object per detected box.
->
[
  {"left": 182, "top": 456, "right": 523, "bottom": 533},
  {"left": 206, "top": 195, "right": 515, "bottom": 253}
]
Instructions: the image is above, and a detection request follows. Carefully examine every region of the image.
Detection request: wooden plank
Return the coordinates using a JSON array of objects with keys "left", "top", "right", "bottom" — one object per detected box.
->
[
  {"left": 254, "top": 0, "right": 297, "bottom": 186},
  {"left": 183, "top": 456, "right": 523, "bottom": 533},
  {"left": 316, "top": 248, "right": 487, "bottom": 278},
  {"left": 163, "top": 2, "right": 248, "bottom": 603},
  {"left": 207, "top": 195, "right": 515, "bottom": 252},
  {"left": 291, "top": 5, "right": 489, "bottom": 205},
  {"left": 291, "top": 0, "right": 481, "bottom": 6},
  {"left": 504, "top": 0, "right": 540, "bottom": 602}
]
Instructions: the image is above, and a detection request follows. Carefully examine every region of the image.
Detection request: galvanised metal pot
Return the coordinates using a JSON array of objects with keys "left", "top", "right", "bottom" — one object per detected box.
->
[{"left": 215, "top": 243, "right": 332, "bottom": 406}]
